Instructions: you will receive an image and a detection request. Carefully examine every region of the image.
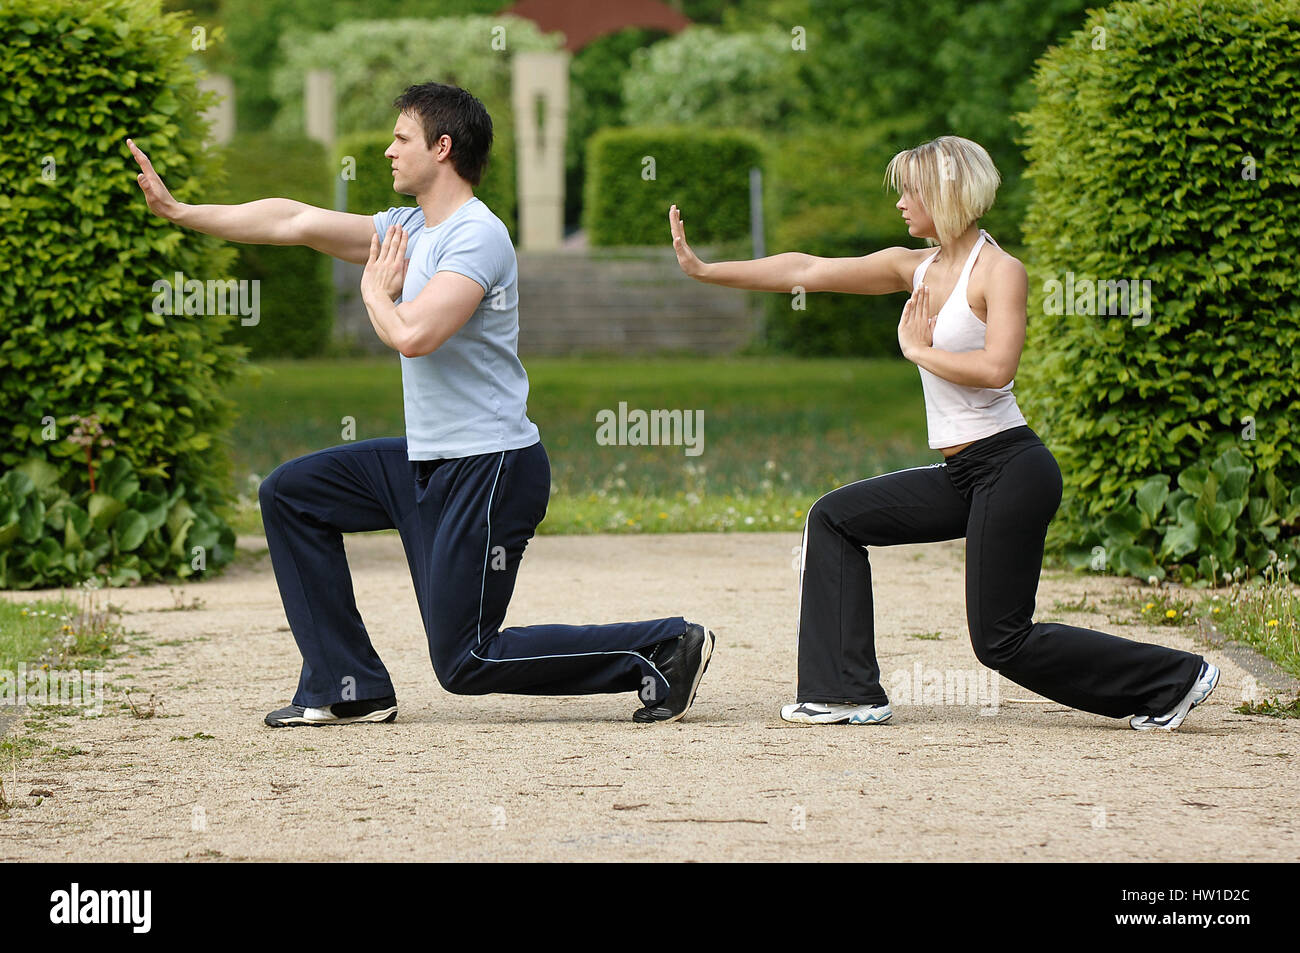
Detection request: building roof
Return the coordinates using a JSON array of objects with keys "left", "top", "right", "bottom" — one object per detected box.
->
[{"left": 498, "top": 0, "right": 691, "bottom": 52}]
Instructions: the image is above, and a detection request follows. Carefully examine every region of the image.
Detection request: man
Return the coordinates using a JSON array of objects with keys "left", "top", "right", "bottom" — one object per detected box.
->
[{"left": 128, "top": 81, "right": 714, "bottom": 726}]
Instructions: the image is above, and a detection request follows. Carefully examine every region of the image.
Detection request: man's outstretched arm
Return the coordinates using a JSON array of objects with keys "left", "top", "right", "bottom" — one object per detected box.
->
[{"left": 128, "top": 138, "right": 376, "bottom": 265}]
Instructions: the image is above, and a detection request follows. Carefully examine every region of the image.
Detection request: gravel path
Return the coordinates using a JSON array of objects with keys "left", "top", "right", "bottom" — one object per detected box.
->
[{"left": 1, "top": 531, "right": 1296, "bottom": 861}]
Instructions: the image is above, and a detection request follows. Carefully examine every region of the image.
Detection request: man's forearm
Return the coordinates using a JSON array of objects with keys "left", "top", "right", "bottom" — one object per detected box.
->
[
  {"left": 172, "top": 198, "right": 306, "bottom": 245},
  {"left": 361, "top": 290, "right": 407, "bottom": 354}
]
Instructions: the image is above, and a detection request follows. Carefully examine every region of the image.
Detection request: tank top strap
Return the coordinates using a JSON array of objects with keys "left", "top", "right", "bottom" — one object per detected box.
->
[
  {"left": 954, "top": 230, "right": 988, "bottom": 291},
  {"left": 913, "top": 248, "right": 941, "bottom": 289}
]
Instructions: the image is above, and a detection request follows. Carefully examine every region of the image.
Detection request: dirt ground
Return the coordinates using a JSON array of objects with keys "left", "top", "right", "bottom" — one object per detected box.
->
[{"left": 1, "top": 531, "right": 1296, "bottom": 862}]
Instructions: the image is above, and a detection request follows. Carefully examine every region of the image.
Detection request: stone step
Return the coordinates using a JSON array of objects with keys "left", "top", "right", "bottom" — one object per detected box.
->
[{"left": 333, "top": 251, "right": 759, "bottom": 356}]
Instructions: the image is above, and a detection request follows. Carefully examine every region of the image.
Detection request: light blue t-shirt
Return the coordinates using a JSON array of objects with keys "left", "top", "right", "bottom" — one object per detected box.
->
[{"left": 372, "top": 198, "right": 540, "bottom": 460}]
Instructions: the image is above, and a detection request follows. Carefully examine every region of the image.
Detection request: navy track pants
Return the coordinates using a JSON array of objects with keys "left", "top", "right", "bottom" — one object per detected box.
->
[{"left": 258, "top": 437, "right": 686, "bottom": 708}]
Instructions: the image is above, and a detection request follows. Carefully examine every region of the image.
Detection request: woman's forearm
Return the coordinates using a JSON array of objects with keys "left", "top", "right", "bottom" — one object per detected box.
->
[
  {"left": 908, "top": 346, "right": 1010, "bottom": 389},
  {"left": 695, "top": 253, "right": 813, "bottom": 293}
]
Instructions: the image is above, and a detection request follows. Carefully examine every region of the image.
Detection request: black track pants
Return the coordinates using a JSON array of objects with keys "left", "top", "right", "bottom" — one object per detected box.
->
[{"left": 794, "top": 426, "right": 1203, "bottom": 718}]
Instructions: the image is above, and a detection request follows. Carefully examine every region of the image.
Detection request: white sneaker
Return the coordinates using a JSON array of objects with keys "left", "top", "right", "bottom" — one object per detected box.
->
[
  {"left": 264, "top": 695, "right": 398, "bottom": 727},
  {"left": 780, "top": 701, "right": 893, "bottom": 725},
  {"left": 1130, "top": 662, "right": 1219, "bottom": 731}
]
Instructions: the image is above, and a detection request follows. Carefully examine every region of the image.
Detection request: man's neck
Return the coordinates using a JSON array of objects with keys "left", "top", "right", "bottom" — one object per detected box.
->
[{"left": 417, "top": 178, "right": 475, "bottom": 229}]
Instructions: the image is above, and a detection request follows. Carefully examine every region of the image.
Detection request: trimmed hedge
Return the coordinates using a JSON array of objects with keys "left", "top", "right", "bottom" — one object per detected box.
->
[
  {"left": 718, "top": 0, "right": 1096, "bottom": 248},
  {"left": 565, "top": 26, "right": 670, "bottom": 229},
  {"left": 1016, "top": 0, "right": 1300, "bottom": 584},
  {"left": 0, "top": 0, "right": 246, "bottom": 587},
  {"left": 761, "top": 118, "right": 932, "bottom": 357},
  {"left": 214, "top": 132, "right": 334, "bottom": 358},
  {"left": 584, "top": 126, "right": 763, "bottom": 246},
  {"left": 221, "top": 0, "right": 505, "bottom": 132},
  {"left": 336, "top": 129, "right": 517, "bottom": 241}
]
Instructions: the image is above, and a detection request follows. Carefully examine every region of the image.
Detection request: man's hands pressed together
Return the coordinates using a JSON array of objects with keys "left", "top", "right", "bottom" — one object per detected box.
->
[
  {"left": 360, "top": 225, "right": 412, "bottom": 352},
  {"left": 362, "top": 224, "right": 411, "bottom": 302},
  {"left": 359, "top": 223, "right": 488, "bottom": 359}
]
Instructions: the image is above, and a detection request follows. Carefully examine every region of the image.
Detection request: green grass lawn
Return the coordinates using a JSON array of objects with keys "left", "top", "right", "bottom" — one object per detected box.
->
[{"left": 220, "top": 356, "right": 933, "bottom": 534}]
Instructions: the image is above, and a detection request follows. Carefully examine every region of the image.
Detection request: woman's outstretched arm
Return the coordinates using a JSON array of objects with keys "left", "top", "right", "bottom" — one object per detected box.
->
[{"left": 669, "top": 204, "right": 913, "bottom": 295}]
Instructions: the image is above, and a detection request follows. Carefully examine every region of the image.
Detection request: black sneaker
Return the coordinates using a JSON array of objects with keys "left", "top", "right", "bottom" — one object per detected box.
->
[
  {"left": 264, "top": 694, "right": 398, "bottom": 727},
  {"left": 633, "top": 623, "right": 715, "bottom": 723}
]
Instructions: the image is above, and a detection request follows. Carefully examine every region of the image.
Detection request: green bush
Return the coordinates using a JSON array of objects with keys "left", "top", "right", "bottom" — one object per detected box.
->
[
  {"left": 0, "top": 0, "right": 248, "bottom": 587},
  {"left": 215, "top": 133, "right": 334, "bottom": 358},
  {"left": 221, "top": 0, "right": 502, "bottom": 132},
  {"left": 585, "top": 127, "right": 763, "bottom": 246},
  {"left": 0, "top": 455, "right": 235, "bottom": 589},
  {"left": 336, "top": 129, "right": 516, "bottom": 241},
  {"left": 565, "top": 27, "right": 670, "bottom": 229},
  {"left": 760, "top": 118, "right": 931, "bottom": 357},
  {"left": 1016, "top": 0, "right": 1300, "bottom": 583},
  {"left": 267, "top": 16, "right": 559, "bottom": 142},
  {"left": 620, "top": 25, "right": 810, "bottom": 130},
  {"left": 721, "top": 0, "right": 1097, "bottom": 246},
  {"left": 1063, "top": 447, "right": 1300, "bottom": 586}
]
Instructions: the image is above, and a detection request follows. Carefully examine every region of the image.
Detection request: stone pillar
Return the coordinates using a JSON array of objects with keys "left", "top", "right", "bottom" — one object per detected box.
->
[
  {"left": 511, "top": 51, "right": 570, "bottom": 251},
  {"left": 197, "top": 74, "right": 235, "bottom": 145},
  {"left": 305, "top": 69, "right": 336, "bottom": 147},
  {"left": 303, "top": 68, "right": 351, "bottom": 349}
]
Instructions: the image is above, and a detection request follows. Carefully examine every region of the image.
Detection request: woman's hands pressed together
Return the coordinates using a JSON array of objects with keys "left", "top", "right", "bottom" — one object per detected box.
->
[{"left": 898, "top": 283, "right": 937, "bottom": 363}]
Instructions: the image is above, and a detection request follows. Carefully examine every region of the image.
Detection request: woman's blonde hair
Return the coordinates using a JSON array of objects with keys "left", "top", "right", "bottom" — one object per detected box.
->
[{"left": 884, "top": 136, "right": 1001, "bottom": 248}]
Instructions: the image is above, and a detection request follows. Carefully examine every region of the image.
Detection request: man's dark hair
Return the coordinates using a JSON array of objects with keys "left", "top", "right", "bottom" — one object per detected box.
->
[{"left": 392, "top": 82, "right": 493, "bottom": 186}]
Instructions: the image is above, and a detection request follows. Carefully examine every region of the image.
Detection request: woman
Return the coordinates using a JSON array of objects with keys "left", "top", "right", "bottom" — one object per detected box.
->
[{"left": 669, "top": 135, "right": 1217, "bottom": 731}]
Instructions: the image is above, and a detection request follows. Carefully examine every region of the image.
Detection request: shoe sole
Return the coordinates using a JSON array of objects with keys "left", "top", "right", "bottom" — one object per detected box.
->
[
  {"left": 1132, "top": 665, "right": 1219, "bottom": 731},
  {"left": 663, "top": 627, "right": 715, "bottom": 723},
  {"left": 782, "top": 709, "right": 853, "bottom": 725},
  {"left": 639, "top": 627, "right": 715, "bottom": 724},
  {"left": 781, "top": 706, "right": 893, "bottom": 725},
  {"left": 266, "top": 707, "right": 398, "bottom": 727}
]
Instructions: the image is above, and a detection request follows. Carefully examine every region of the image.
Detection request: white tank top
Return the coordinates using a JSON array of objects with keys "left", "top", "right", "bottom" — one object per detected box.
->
[{"left": 912, "top": 229, "right": 1026, "bottom": 449}]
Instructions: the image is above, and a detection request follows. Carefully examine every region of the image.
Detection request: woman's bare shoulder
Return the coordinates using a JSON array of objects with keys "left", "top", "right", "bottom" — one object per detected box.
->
[
  {"left": 904, "top": 244, "right": 940, "bottom": 271},
  {"left": 983, "top": 235, "right": 1023, "bottom": 268},
  {"left": 978, "top": 238, "right": 1025, "bottom": 279}
]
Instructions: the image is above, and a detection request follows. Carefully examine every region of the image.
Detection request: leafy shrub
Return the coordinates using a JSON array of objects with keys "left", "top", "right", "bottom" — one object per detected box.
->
[
  {"left": 1016, "top": 0, "right": 1300, "bottom": 582},
  {"left": 220, "top": 0, "right": 502, "bottom": 131},
  {"left": 721, "top": 0, "right": 1097, "bottom": 247},
  {"left": 215, "top": 133, "right": 334, "bottom": 358},
  {"left": 584, "top": 127, "right": 763, "bottom": 246},
  {"left": 0, "top": 0, "right": 247, "bottom": 586},
  {"left": 565, "top": 27, "right": 671, "bottom": 229},
  {"left": 620, "top": 25, "right": 810, "bottom": 130},
  {"left": 1065, "top": 447, "right": 1300, "bottom": 586},
  {"left": 0, "top": 457, "right": 234, "bottom": 589},
  {"left": 760, "top": 118, "right": 931, "bottom": 357}
]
